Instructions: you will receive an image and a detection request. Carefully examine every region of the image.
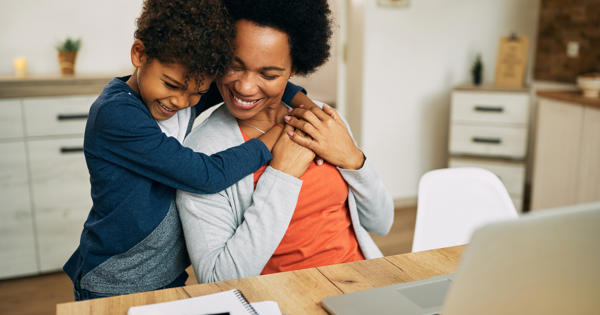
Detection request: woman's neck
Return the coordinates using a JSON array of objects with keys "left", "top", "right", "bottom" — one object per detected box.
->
[{"left": 238, "top": 103, "right": 288, "bottom": 138}]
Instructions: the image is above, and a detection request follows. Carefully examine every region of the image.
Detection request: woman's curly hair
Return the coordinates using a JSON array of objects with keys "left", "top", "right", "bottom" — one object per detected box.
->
[
  {"left": 223, "top": 0, "right": 332, "bottom": 76},
  {"left": 134, "top": 0, "right": 234, "bottom": 84}
]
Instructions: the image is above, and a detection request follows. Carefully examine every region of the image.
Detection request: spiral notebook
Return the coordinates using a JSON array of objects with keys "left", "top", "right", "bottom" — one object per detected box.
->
[{"left": 127, "top": 289, "right": 281, "bottom": 315}]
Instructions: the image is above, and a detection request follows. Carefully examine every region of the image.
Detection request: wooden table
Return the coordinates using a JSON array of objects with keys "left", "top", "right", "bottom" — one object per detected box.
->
[{"left": 56, "top": 246, "right": 464, "bottom": 315}]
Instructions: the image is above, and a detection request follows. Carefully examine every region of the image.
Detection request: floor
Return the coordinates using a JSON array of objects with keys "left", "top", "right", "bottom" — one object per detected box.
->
[{"left": 0, "top": 206, "right": 416, "bottom": 315}]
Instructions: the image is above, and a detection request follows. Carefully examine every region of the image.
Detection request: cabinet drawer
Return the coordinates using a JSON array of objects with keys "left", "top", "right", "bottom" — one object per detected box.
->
[
  {"left": 23, "top": 95, "right": 96, "bottom": 137},
  {"left": 0, "top": 99, "right": 24, "bottom": 140},
  {"left": 448, "top": 157, "right": 525, "bottom": 196},
  {"left": 449, "top": 124, "right": 527, "bottom": 158},
  {"left": 0, "top": 142, "right": 38, "bottom": 278},
  {"left": 27, "top": 137, "right": 91, "bottom": 272},
  {"left": 451, "top": 91, "right": 529, "bottom": 125}
]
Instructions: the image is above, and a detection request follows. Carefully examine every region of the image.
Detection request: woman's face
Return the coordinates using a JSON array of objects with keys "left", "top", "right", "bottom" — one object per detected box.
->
[{"left": 217, "top": 19, "right": 294, "bottom": 121}]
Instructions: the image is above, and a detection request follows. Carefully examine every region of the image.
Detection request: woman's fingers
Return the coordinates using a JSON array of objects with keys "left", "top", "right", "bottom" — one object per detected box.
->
[
  {"left": 287, "top": 127, "right": 317, "bottom": 151},
  {"left": 284, "top": 115, "right": 320, "bottom": 139}
]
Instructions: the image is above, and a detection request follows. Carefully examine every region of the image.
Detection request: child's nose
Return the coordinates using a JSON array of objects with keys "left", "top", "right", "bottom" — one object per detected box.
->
[{"left": 170, "top": 94, "right": 190, "bottom": 109}]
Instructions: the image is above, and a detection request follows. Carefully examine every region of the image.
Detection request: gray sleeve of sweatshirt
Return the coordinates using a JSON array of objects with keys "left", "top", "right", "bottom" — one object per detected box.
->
[
  {"left": 176, "top": 166, "right": 302, "bottom": 283},
  {"left": 338, "top": 158, "right": 394, "bottom": 235}
]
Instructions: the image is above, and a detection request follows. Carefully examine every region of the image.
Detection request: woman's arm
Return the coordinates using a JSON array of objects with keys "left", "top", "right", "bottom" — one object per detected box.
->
[
  {"left": 338, "top": 159, "right": 394, "bottom": 235},
  {"left": 284, "top": 103, "right": 394, "bottom": 234},
  {"left": 177, "top": 166, "right": 301, "bottom": 282},
  {"left": 177, "top": 124, "right": 315, "bottom": 282}
]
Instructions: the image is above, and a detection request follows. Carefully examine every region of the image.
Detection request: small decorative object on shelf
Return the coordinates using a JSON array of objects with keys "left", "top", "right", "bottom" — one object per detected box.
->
[
  {"left": 471, "top": 54, "right": 483, "bottom": 85},
  {"left": 13, "top": 57, "right": 27, "bottom": 78},
  {"left": 576, "top": 73, "right": 600, "bottom": 98},
  {"left": 494, "top": 33, "right": 529, "bottom": 88},
  {"left": 56, "top": 37, "right": 81, "bottom": 76}
]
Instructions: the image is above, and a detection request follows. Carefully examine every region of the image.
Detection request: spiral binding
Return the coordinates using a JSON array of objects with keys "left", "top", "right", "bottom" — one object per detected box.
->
[{"left": 233, "top": 289, "right": 259, "bottom": 315}]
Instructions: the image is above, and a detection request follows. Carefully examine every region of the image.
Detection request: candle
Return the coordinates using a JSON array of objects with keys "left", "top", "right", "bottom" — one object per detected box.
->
[{"left": 14, "top": 57, "right": 28, "bottom": 78}]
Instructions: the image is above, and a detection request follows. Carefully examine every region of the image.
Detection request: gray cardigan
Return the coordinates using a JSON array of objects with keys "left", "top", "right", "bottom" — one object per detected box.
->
[{"left": 176, "top": 103, "right": 394, "bottom": 283}]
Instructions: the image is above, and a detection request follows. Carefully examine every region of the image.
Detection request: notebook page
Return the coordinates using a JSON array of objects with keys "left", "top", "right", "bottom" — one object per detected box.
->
[{"left": 127, "top": 289, "right": 256, "bottom": 315}]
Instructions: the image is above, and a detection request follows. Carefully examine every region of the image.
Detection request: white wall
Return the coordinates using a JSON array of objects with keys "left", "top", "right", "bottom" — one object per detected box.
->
[
  {"left": 357, "top": 0, "right": 541, "bottom": 199},
  {"left": 0, "top": 0, "right": 142, "bottom": 75}
]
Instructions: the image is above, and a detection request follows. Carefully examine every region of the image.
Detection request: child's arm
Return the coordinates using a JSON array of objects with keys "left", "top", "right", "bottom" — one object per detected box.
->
[{"left": 92, "top": 101, "right": 271, "bottom": 194}]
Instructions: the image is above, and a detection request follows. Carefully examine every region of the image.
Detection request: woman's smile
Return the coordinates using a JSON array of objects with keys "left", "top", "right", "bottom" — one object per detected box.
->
[{"left": 229, "top": 88, "right": 264, "bottom": 110}]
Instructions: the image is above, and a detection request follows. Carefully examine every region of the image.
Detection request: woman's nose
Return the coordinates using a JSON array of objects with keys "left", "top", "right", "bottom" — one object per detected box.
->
[{"left": 235, "top": 72, "right": 259, "bottom": 95}]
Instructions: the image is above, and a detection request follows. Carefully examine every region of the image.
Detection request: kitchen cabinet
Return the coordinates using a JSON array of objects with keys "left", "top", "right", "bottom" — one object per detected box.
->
[
  {"left": 0, "top": 75, "right": 109, "bottom": 279},
  {"left": 0, "top": 120, "right": 37, "bottom": 278},
  {"left": 448, "top": 85, "right": 530, "bottom": 211},
  {"left": 530, "top": 91, "right": 600, "bottom": 210}
]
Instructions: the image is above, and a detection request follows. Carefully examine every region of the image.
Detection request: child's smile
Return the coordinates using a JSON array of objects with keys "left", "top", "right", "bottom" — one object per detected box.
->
[{"left": 126, "top": 42, "right": 214, "bottom": 121}]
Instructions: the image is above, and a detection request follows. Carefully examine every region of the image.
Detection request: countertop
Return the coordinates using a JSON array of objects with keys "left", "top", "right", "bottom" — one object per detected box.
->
[
  {"left": 0, "top": 74, "right": 122, "bottom": 98},
  {"left": 537, "top": 90, "right": 600, "bottom": 108}
]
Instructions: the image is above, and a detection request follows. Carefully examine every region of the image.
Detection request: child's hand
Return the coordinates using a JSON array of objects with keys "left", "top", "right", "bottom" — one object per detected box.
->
[
  {"left": 284, "top": 104, "right": 365, "bottom": 170},
  {"left": 257, "top": 124, "right": 284, "bottom": 151},
  {"left": 270, "top": 125, "right": 315, "bottom": 178},
  {"left": 290, "top": 91, "right": 319, "bottom": 111}
]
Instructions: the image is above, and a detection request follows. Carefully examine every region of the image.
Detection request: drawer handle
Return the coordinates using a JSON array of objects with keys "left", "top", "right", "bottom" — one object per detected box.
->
[
  {"left": 60, "top": 147, "right": 84, "bottom": 154},
  {"left": 474, "top": 105, "right": 504, "bottom": 113},
  {"left": 472, "top": 137, "right": 502, "bottom": 144},
  {"left": 57, "top": 113, "right": 88, "bottom": 120}
]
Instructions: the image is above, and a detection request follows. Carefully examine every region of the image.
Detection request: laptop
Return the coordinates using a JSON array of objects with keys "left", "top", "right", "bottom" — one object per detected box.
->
[{"left": 321, "top": 202, "right": 600, "bottom": 315}]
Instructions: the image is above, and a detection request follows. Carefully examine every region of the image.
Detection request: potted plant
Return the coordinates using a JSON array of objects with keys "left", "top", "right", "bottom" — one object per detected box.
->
[
  {"left": 471, "top": 54, "right": 483, "bottom": 86},
  {"left": 56, "top": 37, "right": 81, "bottom": 75}
]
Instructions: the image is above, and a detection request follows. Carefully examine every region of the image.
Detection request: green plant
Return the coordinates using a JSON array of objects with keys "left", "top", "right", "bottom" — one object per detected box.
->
[
  {"left": 471, "top": 54, "right": 483, "bottom": 85},
  {"left": 56, "top": 37, "right": 82, "bottom": 52}
]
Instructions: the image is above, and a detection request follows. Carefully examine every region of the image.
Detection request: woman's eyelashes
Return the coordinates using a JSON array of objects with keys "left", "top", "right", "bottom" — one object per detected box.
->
[{"left": 262, "top": 73, "right": 279, "bottom": 80}]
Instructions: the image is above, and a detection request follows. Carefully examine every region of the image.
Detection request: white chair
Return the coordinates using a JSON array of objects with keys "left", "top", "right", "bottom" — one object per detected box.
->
[{"left": 411, "top": 167, "right": 518, "bottom": 252}]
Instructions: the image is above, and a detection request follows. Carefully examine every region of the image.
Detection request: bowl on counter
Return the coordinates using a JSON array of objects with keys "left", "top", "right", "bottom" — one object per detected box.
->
[{"left": 577, "top": 73, "right": 600, "bottom": 98}]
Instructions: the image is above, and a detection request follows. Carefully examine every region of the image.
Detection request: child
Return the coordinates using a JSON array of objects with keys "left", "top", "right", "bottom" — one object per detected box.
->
[{"left": 64, "top": 0, "right": 310, "bottom": 300}]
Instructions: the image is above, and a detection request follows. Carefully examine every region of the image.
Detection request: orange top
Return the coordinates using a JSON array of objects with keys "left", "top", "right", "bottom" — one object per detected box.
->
[{"left": 240, "top": 127, "right": 365, "bottom": 274}]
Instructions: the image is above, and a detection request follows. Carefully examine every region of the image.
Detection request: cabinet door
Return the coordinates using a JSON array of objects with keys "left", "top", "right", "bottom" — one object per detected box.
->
[
  {"left": 577, "top": 106, "right": 600, "bottom": 203},
  {"left": 531, "top": 99, "right": 583, "bottom": 210},
  {"left": 0, "top": 99, "right": 24, "bottom": 140},
  {"left": 22, "top": 95, "right": 96, "bottom": 137},
  {"left": 28, "top": 137, "right": 91, "bottom": 272},
  {"left": 0, "top": 141, "right": 38, "bottom": 278}
]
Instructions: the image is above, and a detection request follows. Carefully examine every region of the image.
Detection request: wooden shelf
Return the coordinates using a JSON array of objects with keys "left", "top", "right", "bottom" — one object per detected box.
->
[{"left": 0, "top": 73, "right": 123, "bottom": 98}]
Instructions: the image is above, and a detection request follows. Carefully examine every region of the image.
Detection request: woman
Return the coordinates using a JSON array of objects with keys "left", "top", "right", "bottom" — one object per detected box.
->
[{"left": 176, "top": 0, "right": 394, "bottom": 283}]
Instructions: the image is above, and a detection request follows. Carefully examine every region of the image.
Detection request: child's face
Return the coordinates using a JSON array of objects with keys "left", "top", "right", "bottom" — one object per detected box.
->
[{"left": 129, "top": 49, "right": 213, "bottom": 120}]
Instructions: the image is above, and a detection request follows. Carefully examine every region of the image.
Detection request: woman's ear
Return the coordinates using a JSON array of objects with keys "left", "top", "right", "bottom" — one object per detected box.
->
[{"left": 130, "top": 39, "right": 147, "bottom": 67}]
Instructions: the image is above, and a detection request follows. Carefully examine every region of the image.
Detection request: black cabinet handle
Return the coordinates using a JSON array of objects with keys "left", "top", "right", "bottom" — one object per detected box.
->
[
  {"left": 474, "top": 105, "right": 504, "bottom": 113},
  {"left": 472, "top": 137, "right": 502, "bottom": 144},
  {"left": 60, "top": 147, "right": 84, "bottom": 154},
  {"left": 57, "top": 113, "right": 88, "bottom": 120}
]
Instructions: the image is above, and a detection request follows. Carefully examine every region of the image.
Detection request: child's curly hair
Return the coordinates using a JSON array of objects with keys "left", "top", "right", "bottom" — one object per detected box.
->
[
  {"left": 135, "top": 0, "right": 234, "bottom": 85},
  {"left": 223, "top": 0, "right": 332, "bottom": 76}
]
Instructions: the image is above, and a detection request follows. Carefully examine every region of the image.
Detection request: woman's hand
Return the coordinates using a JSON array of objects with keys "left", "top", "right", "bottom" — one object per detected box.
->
[
  {"left": 270, "top": 125, "right": 315, "bottom": 178},
  {"left": 284, "top": 104, "right": 365, "bottom": 170},
  {"left": 257, "top": 124, "right": 284, "bottom": 151}
]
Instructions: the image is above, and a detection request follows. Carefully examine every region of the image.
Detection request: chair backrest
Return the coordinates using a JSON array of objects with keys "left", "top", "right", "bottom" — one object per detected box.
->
[{"left": 412, "top": 167, "right": 518, "bottom": 252}]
